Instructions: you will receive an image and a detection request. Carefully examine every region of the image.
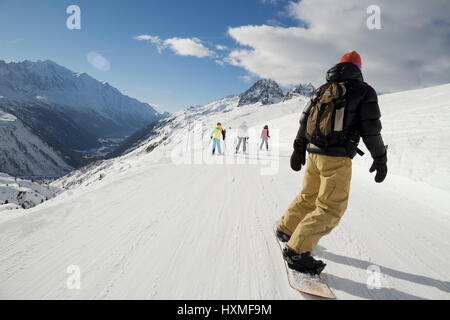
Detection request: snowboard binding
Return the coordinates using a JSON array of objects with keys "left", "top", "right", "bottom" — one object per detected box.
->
[{"left": 282, "top": 247, "right": 326, "bottom": 275}]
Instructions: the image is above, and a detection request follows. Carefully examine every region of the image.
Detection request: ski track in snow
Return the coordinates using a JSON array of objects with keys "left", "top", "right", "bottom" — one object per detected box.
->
[
  {"left": 0, "top": 154, "right": 448, "bottom": 299},
  {"left": 1, "top": 85, "right": 450, "bottom": 299}
]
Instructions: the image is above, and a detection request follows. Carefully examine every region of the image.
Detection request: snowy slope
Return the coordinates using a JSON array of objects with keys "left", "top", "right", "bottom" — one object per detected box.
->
[
  {"left": 0, "top": 172, "right": 58, "bottom": 210},
  {"left": 0, "top": 84, "right": 449, "bottom": 300},
  {"left": 52, "top": 95, "right": 304, "bottom": 190},
  {"left": 377, "top": 83, "right": 450, "bottom": 190},
  {"left": 0, "top": 109, "right": 72, "bottom": 177}
]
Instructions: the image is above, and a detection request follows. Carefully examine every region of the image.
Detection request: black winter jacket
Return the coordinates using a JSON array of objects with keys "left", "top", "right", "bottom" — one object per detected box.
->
[{"left": 293, "top": 62, "right": 386, "bottom": 161}]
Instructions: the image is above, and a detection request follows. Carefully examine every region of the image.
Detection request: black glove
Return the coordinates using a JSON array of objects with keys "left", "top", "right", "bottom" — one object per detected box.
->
[
  {"left": 290, "top": 139, "right": 306, "bottom": 172},
  {"left": 369, "top": 152, "right": 387, "bottom": 183}
]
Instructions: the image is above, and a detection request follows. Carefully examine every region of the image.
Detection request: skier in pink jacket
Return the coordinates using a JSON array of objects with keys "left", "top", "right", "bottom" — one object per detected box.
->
[{"left": 260, "top": 125, "right": 270, "bottom": 150}]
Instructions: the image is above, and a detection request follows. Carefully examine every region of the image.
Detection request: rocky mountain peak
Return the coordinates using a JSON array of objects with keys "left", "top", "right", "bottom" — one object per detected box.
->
[{"left": 238, "top": 79, "right": 285, "bottom": 107}]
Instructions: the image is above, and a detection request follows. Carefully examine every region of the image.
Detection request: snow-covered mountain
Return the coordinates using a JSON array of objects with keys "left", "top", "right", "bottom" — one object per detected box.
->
[
  {"left": 284, "top": 83, "right": 315, "bottom": 101},
  {"left": 0, "top": 109, "right": 72, "bottom": 177},
  {"left": 1, "top": 83, "right": 449, "bottom": 300},
  {"left": 238, "top": 79, "right": 285, "bottom": 107},
  {"left": 0, "top": 172, "right": 59, "bottom": 210},
  {"left": 0, "top": 60, "right": 166, "bottom": 159}
]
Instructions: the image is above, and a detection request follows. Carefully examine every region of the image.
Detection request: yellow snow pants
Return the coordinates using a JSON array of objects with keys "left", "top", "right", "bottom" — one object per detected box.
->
[{"left": 278, "top": 153, "right": 352, "bottom": 254}]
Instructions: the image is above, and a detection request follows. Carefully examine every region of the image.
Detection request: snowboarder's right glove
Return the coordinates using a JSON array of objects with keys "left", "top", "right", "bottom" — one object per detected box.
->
[
  {"left": 290, "top": 139, "right": 306, "bottom": 172},
  {"left": 369, "top": 152, "right": 387, "bottom": 183}
]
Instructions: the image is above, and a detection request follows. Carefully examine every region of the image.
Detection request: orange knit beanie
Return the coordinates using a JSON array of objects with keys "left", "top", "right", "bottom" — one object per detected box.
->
[{"left": 340, "top": 51, "right": 362, "bottom": 69}]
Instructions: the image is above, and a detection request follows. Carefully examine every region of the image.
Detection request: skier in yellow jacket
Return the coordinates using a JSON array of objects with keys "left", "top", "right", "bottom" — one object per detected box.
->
[
  {"left": 210, "top": 123, "right": 223, "bottom": 155},
  {"left": 276, "top": 51, "right": 388, "bottom": 275}
]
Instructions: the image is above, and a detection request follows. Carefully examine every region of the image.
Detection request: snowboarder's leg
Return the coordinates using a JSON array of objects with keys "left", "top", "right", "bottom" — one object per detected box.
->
[
  {"left": 287, "top": 154, "right": 352, "bottom": 254},
  {"left": 217, "top": 140, "right": 222, "bottom": 154},
  {"left": 243, "top": 138, "right": 247, "bottom": 153},
  {"left": 277, "top": 153, "right": 320, "bottom": 236},
  {"left": 265, "top": 138, "right": 269, "bottom": 150}
]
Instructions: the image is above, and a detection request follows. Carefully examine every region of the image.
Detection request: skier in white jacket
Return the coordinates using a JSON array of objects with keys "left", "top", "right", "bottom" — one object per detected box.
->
[{"left": 235, "top": 121, "right": 249, "bottom": 154}]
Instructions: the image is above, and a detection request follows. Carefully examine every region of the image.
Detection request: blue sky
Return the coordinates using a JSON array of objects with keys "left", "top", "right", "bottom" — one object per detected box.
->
[
  {"left": 0, "top": 0, "right": 296, "bottom": 112},
  {"left": 1, "top": 0, "right": 449, "bottom": 112}
]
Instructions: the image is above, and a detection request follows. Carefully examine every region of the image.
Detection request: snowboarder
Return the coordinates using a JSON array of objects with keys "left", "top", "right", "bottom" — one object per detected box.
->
[
  {"left": 260, "top": 125, "right": 270, "bottom": 150},
  {"left": 210, "top": 122, "right": 223, "bottom": 155},
  {"left": 276, "top": 51, "right": 388, "bottom": 275},
  {"left": 236, "top": 121, "right": 249, "bottom": 153}
]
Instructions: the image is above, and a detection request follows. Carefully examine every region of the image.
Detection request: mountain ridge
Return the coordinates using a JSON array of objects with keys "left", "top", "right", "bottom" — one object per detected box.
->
[{"left": 0, "top": 59, "right": 167, "bottom": 172}]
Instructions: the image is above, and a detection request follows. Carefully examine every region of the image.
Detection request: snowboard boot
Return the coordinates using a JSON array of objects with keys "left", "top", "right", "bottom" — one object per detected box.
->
[
  {"left": 282, "top": 246, "right": 326, "bottom": 275},
  {"left": 276, "top": 228, "right": 291, "bottom": 243}
]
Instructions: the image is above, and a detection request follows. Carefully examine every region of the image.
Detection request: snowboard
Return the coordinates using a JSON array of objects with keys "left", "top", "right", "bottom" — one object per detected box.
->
[{"left": 274, "top": 226, "right": 335, "bottom": 299}]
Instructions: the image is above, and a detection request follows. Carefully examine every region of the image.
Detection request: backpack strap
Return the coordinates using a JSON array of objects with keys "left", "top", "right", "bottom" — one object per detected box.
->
[{"left": 356, "top": 148, "right": 365, "bottom": 156}]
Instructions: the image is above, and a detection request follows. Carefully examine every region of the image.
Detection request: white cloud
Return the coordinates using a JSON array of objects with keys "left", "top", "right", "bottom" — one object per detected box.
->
[
  {"left": 265, "top": 19, "right": 285, "bottom": 27},
  {"left": 240, "top": 75, "right": 253, "bottom": 83},
  {"left": 226, "top": 0, "right": 450, "bottom": 92},
  {"left": 86, "top": 51, "right": 111, "bottom": 72},
  {"left": 135, "top": 34, "right": 215, "bottom": 58},
  {"left": 134, "top": 35, "right": 156, "bottom": 41},
  {"left": 215, "top": 60, "right": 225, "bottom": 67},
  {"left": 134, "top": 35, "right": 165, "bottom": 53},
  {"left": 164, "top": 37, "right": 215, "bottom": 58},
  {"left": 215, "top": 44, "right": 228, "bottom": 51},
  {"left": 260, "top": 0, "right": 279, "bottom": 5}
]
